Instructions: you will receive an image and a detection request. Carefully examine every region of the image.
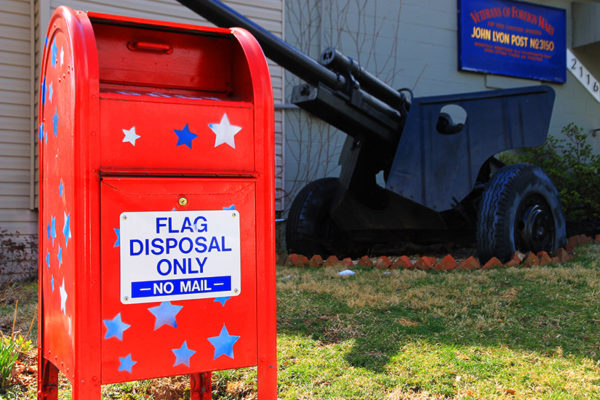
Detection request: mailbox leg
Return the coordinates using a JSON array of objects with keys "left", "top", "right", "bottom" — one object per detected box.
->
[
  {"left": 258, "top": 362, "right": 277, "bottom": 399},
  {"left": 190, "top": 372, "right": 212, "bottom": 400},
  {"left": 71, "top": 378, "right": 101, "bottom": 399},
  {"left": 38, "top": 357, "right": 58, "bottom": 400}
]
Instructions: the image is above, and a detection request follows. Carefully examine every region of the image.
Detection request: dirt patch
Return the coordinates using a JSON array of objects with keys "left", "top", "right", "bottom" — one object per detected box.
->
[
  {"left": 145, "top": 376, "right": 189, "bottom": 400},
  {"left": 223, "top": 380, "right": 256, "bottom": 399}
]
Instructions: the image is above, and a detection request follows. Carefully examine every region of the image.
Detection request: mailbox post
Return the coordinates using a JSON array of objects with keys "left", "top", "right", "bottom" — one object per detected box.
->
[{"left": 38, "top": 7, "right": 276, "bottom": 399}]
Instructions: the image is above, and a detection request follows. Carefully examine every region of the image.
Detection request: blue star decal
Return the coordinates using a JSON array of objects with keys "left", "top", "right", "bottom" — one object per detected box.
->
[
  {"left": 174, "top": 124, "right": 198, "bottom": 149},
  {"left": 38, "top": 123, "right": 45, "bottom": 142},
  {"left": 57, "top": 246, "right": 63, "bottom": 268},
  {"left": 46, "top": 223, "right": 50, "bottom": 240},
  {"left": 223, "top": 204, "right": 236, "bottom": 210},
  {"left": 172, "top": 341, "right": 195, "bottom": 367},
  {"left": 214, "top": 297, "right": 230, "bottom": 307},
  {"left": 51, "top": 40, "right": 57, "bottom": 67},
  {"left": 118, "top": 354, "right": 136, "bottom": 373},
  {"left": 41, "top": 78, "right": 46, "bottom": 105},
  {"left": 52, "top": 109, "right": 59, "bottom": 136},
  {"left": 51, "top": 275, "right": 55, "bottom": 292},
  {"left": 59, "top": 180, "right": 63, "bottom": 197},
  {"left": 45, "top": 250, "right": 50, "bottom": 270},
  {"left": 48, "top": 81, "right": 53, "bottom": 103},
  {"left": 208, "top": 325, "right": 240, "bottom": 360},
  {"left": 104, "top": 313, "right": 131, "bottom": 341},
  {"left": 62, "top": 212, "right": 71, "bottom": 247},
  {"left": 113, "top": 228, "right": 120, "bottom": 247},
  {"left": 148, "top": 301, "right": 183, "bottom": 330},
  {"left": 44, "top": 37, "right": 48, "bottom": 47},
  {"left": 50, "top": 216, "right": 56, "bottom": 245}
]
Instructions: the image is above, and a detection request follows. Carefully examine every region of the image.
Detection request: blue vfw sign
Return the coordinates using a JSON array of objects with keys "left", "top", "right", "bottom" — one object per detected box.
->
[{"left": 458, "top": 0, "right": 566, "bottom": 83}]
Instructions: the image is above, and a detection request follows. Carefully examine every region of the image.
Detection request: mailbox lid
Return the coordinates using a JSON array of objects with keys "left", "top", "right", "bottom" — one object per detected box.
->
[
  {"left": 99, "top": 95, "right": 255, "bottom": 173},
  {"left": 90, "top": 19, "right": 237, "bottom": 95},
  {"left": 90, "top": 13, "right": 266, "bottom": 174},
  {"left": 100, "top": 177, "right": 258, "bottom": 383}
]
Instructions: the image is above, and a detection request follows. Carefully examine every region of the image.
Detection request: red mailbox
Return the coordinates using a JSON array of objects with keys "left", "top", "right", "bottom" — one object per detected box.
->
[{"left": 38, "top": 7, "right": 276, "bottom": 399}]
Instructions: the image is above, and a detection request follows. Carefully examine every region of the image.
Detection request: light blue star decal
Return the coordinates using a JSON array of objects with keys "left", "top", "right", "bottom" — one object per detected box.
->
[
  {"left": 48, "top": 81, "right": 53, "bottom": 103},
  {"left": 51, "top": 275, "right": 54, "bottom": 292},
  {"left": 51, "top": 40, "right": 57, "bottom": 67},
  {"left": 50, "top": 216, "right": 56, "bottom": 245},
  {"left": 223, "top": 204, "right": 236, "bottom": 210},
  {"left": 104, "top": 313, "right": 131, "bottom": 341},
  {"left": 172, "top": 340, "right": 195, "bottom": 367},
  {"left": 118, "top": 354, "right": 136, "bottom": 373},
  {"left": 174, "top": 124, "right": 198, "bottom": 149},
  {"left": 208, "top": 325, "right": 240, "bottom": 360},
  {"left": 113, "top": 228, "right": 120, "bottom": 247},
  {"left": 53, "top": 108, "right": 59, "bottom": 136},
  {"left": 57, "top": 246, "right": 63, "bottom": 268},
  {"left": 148, "top": 301, "right": 183, "bottom": 330},
  {"left": 59, "top": 180, "right": 63, "bottom": 197},
  {"left": 38, "top": 123, "right": 45, "bottom": 142},
  {"left": 62, "top": 212, "right": 71, "bottom": 247},
  {"left": 46, "top": 223, "right": 50, "bottom": 240},
  {"left": 41, "top": 78, "right": 46, "bottom": 106},
  {"left": 45, "top": 250, "right": 50, "bottom": 270},
  {"left": 214, "top": 297, "right": 230, "bottom": 307}
]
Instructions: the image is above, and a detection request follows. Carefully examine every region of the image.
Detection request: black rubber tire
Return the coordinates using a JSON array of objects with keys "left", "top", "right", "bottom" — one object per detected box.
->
[
  {"left": 286, "top": 178, "right": 343, "bottom": 257},
  {"left": 477, "top": 164, "right": 566, "bottom": 262}
]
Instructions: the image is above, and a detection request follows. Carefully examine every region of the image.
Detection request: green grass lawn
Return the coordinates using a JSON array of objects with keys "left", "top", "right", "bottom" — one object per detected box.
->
[
  {"left": 2, "top": 245, "right": 600, "bottom": 399},
  {"left": 272, "top": 245, "right": 600, "bottom": 399}
]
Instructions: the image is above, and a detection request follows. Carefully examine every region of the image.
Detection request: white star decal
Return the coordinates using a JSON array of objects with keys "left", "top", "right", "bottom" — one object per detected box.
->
[
  {"left": 59, "top": 279, "right": 67, "bottom": 314},
  {"left": 122, "top": 126, "right": 140, "bottom": 146},
  {"left": 60, "top": 47, "right": 64, "bottom": 66},
  {"left": 208, "top": 113, "right": 241, "bottom": 149},
  {"left": 68, "top": 316, "right": 72, "bottom": 335}
]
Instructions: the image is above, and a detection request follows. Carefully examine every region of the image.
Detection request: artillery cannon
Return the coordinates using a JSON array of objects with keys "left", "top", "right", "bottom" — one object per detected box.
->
[{"left": 176, "top": 0, "right": 565, "bottom": 261}]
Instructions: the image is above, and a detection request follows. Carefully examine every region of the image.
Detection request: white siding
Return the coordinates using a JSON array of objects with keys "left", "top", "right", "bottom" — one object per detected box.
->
[
  {"left": 33, "top": 0, "right": 285, "bottom": 211},
  {"left": 0, "top": 0, "right": 36, "bottom": 234}
]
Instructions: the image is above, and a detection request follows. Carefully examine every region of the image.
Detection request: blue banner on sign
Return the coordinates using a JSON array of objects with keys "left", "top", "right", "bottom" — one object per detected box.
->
[
  {"left": 458, "top": 0, "right": 566, "bottom": 83},
  {"left": 131, "top": 276, "right": 231, "bottom": 298}
]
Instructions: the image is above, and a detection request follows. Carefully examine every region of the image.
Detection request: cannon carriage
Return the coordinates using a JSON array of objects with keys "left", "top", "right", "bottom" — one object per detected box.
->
[{"left": 177, "top": 0, "right": 566, "bottom": 261}]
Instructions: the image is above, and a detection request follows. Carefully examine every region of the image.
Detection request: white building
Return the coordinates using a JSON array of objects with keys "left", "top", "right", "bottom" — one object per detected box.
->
[{"left": 1, "top": 0, "right": 599, "bottom": 277}]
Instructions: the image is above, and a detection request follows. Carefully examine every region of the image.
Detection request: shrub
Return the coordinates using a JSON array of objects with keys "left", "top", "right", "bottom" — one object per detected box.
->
[
  {"left": 499, "top": 123, "right": 600, "bottom": 225},
  {"left": 0, "top": 334, "right": 18, "bottom": 389},
  {"left": 0, "top": 301, "right": 34, "bottom": 392}
]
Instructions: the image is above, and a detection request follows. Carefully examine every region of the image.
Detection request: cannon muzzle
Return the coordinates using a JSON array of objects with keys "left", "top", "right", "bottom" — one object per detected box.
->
[{"left": 320, "top": 47, "right": 405, "bottom": 109}]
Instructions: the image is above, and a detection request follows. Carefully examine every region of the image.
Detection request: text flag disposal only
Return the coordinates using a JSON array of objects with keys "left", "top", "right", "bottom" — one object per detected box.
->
[{"left": 119, "top": 210, "right": 241, "bottom": 304}]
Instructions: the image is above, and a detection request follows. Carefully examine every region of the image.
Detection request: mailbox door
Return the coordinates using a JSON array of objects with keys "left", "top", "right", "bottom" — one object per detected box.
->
[{"left": 100, "top": 177, "right": 257, "bottom": 383}]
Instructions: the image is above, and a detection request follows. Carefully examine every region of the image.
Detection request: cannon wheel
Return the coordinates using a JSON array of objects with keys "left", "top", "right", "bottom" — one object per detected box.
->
[
  {"left": 286, "top": 177, "right": 347, "bottom": 257},
  {"left": 477, "top": 164, "right": 566, "bottom": 262}
]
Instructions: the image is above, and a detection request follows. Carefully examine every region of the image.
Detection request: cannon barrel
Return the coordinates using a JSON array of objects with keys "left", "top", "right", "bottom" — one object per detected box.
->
[
  {"left": 320, "top": 47, "right": 405, "bottom": 108},
  {"left": 176, "top": 0, "right": 405, "bottom": 143},
  {"left": 175, "top": 0, "right": 346, "bottom": 91}
]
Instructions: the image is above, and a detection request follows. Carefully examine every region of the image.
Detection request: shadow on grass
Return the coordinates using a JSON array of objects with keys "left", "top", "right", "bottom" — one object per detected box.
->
[{"left": 277, "top": 251, "right": 600, "bottom": 373}]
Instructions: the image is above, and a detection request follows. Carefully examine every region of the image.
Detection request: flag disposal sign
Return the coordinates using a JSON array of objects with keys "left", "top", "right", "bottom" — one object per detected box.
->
[{"left": 119, "top": 210, "right": 241, "bottom": 304}]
